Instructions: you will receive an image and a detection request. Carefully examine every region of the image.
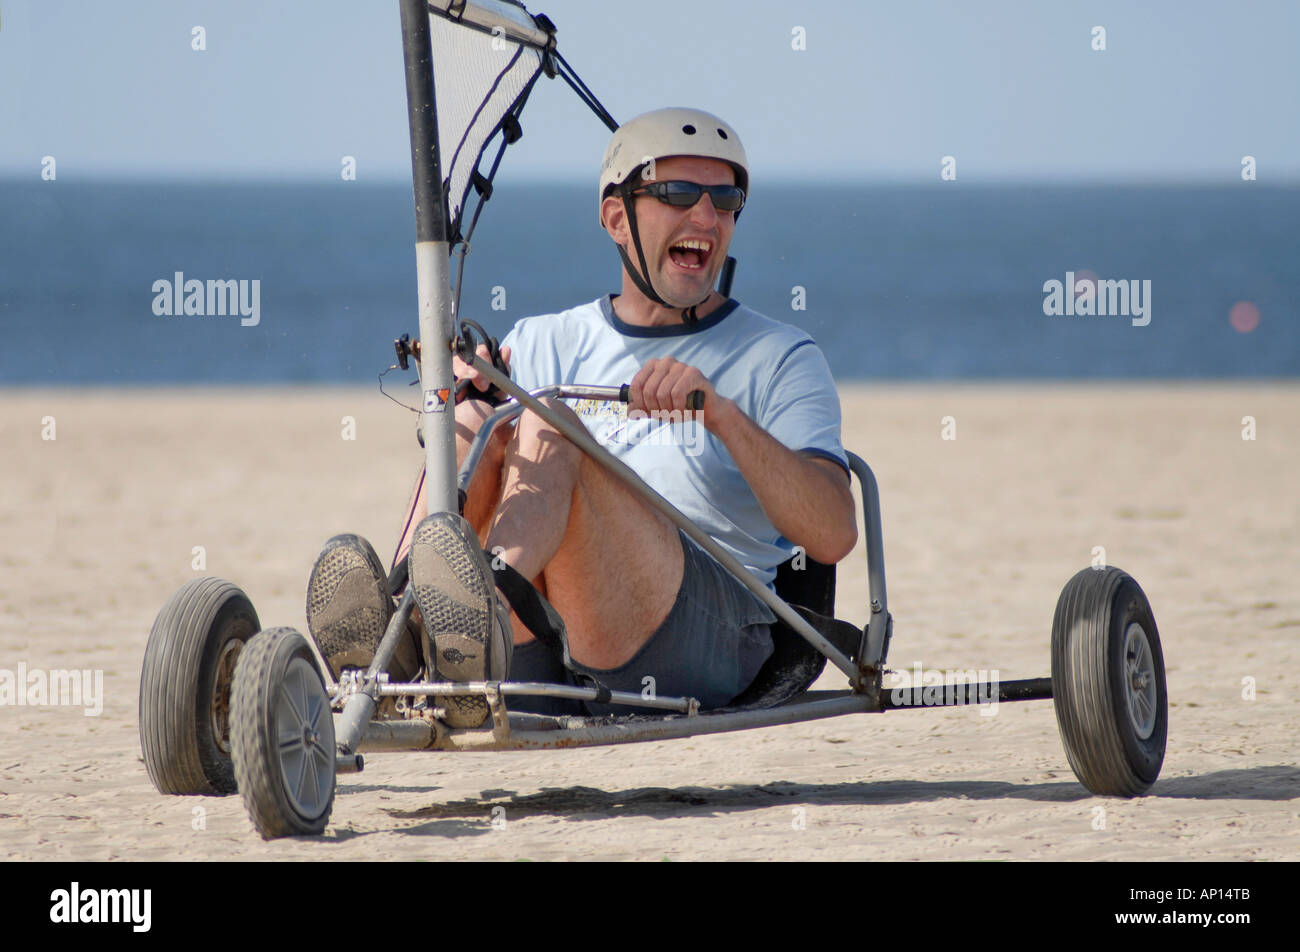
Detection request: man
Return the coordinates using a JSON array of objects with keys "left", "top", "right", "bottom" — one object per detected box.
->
[{"left": 305, "top": 108, "right": 856, "bottom": 725}]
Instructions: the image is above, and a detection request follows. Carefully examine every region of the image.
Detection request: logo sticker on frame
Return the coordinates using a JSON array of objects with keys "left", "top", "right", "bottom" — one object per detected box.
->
[{"left": 424, "top": 388, "right": 452, "bottom": 413}]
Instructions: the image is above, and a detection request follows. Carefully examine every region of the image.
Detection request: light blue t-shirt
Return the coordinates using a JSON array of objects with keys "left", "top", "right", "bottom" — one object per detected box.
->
[{"left": 500, "top": 295, "right": 848, "bottom": 587}]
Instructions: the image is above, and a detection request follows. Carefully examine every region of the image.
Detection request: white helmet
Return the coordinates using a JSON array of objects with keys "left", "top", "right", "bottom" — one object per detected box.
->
[{"left": 598, "top": 107, "right": 748, "bottom": 225}]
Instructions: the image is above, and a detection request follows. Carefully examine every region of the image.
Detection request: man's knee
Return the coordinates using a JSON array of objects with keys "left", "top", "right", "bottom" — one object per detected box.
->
[
  {"left": 520, "top": 396, "right": 583, "bottom": 430},
  {"left": 514, "top": 399, "right": 664, "bottom": 524},
  {"left": 457, "top": 398, "right": 514, "bottom": 467},
  {"left": 455, "top": 398, "right": 495, "bottom": 446},
  {"left": 510, "top": 397, "right": 584, "bottom": 463}
]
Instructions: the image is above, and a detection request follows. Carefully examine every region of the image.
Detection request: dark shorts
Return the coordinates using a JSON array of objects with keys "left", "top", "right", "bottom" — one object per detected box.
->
[{"left": 508, "top": 530, "right": 776, "bottom": 717}]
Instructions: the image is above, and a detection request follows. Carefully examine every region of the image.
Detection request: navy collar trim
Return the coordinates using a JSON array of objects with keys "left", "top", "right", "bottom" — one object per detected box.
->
[{"left": 600, "top": 295, "right": 740, "bottom": 338}]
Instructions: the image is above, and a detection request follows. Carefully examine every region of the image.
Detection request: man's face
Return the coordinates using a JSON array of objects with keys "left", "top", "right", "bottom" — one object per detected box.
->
[{"left": 608, "top": 155, "right": 738, "bottom": 308}]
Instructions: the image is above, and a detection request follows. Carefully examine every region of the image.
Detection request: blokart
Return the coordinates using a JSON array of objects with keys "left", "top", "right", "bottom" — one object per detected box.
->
[{"left": 137, "top": 0, "right": 1168, "bottom": 838}]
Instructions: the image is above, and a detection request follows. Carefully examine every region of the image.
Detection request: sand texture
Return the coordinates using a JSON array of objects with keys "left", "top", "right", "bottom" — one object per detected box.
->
[{"left": 0, "top": 383, "right": 1296, "bottom": 860}]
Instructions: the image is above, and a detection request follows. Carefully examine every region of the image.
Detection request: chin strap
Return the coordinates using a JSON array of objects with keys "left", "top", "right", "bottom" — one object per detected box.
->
[{"left": 617, "top": 187, "right": 710, "bottom": 324}]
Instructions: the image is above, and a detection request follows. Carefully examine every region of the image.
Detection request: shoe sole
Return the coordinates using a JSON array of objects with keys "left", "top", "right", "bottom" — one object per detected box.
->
[
  {"left": 410, "top": 513, "right": 496, "bottom": 728},
  {"left": 410, "top": 514, "right": 493, "bottom": 682},
  {"left": 305, "top": 534, "right": 392, "bottom": 678}
]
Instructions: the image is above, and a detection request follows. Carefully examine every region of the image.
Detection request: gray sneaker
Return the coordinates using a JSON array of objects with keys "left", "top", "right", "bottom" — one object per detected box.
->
[
  {"left": 409, "top": 512, "right": 512, "bottom": 727},
  {"left": 306, "top": 534, "right": 420, "bottom": 684}
]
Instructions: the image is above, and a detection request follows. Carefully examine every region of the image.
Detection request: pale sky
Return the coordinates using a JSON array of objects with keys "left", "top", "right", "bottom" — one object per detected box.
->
[{"left": 1, "top": 0, "right": 1297, "bottom": 183}]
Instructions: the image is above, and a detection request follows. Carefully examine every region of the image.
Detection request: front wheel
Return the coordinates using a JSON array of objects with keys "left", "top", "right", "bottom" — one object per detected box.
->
[
  {"left": 230, "top": 627, "right": 336, "bottom": 838},
  {"left": 1051, "top": 566, "right": 1168, "bottom": 796},
  {"left": 139, "top": 577, "right": 260, "bottom": 795}
]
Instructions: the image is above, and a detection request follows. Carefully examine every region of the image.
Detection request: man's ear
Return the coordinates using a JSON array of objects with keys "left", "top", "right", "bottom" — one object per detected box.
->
[{"left": 601, "top": 195, "right": 629, "bottom": 247}]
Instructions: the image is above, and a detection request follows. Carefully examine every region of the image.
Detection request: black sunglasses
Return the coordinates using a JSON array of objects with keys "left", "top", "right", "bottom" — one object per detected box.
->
[{"left": 625, "top": 180, "right": 746, "bottom": 213}]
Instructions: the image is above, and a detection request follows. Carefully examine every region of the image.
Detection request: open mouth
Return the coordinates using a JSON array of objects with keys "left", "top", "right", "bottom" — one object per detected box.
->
[{"left": 667, "top": 238, "right": 713, "bottom": 272}]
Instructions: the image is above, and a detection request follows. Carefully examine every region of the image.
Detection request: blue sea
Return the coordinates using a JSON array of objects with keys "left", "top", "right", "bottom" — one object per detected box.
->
[{"left": 1, "top": 181, "right": 1296, "bottom": 384}]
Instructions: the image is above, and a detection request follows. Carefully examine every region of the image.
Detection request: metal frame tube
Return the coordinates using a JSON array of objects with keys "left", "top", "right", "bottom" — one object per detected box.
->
[
  {"left": 368, "top": 588, "right": 416, "bottom": 679},
  {"left": 847, "top": 452, "right": 890, "bottom": 671},
  {"left": 880, "top": 677, "right": 1053, "bottom": 710},
  {"left": 377, "top": 680, "right": 695, "bottom": 714},
  {"left": 400, "top": 0, "right": 446, "bottom": 247},
  {"left": 359, "top": 719, "right": 438, "bottom": 751},
  {"left": 416, "top": 248, "right": 459, "bottom": 515},
  {"left": 353, "top": 693, "right": 873, "bottom": 753},
  {"left": 335, "top": 582, "right": 418, "bottom": 756},
  {"left": 441, "top": 694, "right": 874, "bottom": 749},
  {"left": 400, "top": 0, "right": 459, "bottom": 517},
  {"left": 335, "top": 693, "right": 376, "bottom": 757}
]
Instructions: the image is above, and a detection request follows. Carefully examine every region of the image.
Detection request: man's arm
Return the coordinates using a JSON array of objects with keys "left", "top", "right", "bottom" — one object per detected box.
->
[
  {"left": 706, "top": 400, "right": 857, "bottom": 564},
  {"left": 629, "top": 357, "right": 857, "bottom": 565}
]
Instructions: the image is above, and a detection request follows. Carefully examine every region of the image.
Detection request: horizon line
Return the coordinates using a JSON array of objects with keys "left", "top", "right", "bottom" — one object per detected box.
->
[{"left": 3, "top": 172, "right": 1297, "bottom": 188}]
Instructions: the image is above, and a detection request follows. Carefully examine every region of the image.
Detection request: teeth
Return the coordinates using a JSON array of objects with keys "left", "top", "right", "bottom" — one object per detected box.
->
[{"left": 674, "top": 239, "right": 712, "bottom": 253}]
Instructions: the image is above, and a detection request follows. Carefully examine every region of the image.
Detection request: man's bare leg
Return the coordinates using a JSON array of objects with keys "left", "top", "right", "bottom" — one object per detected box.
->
[{"left": 486, "top": 399, "right": 683, "bottom": 670}]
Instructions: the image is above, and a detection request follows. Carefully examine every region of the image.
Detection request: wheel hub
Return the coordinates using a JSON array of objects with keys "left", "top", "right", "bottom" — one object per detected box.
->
[
  {"left": 209, "top": 639, "right": 244, "bottom": 756},
  {"left": 1122, "top": 622, "right": 1158, "bottom": 740},
  {"left": 276, "top": 657, "right": 336, "bottom": 818}
]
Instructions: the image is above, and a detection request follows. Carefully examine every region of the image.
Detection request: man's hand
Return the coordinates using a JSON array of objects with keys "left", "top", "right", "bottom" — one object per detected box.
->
[
  {"left": 454, "top": 343, "right": 512, "bottom": 399},
  {"left": 628, "top": 356, "right": 724, "bottom": 426}
]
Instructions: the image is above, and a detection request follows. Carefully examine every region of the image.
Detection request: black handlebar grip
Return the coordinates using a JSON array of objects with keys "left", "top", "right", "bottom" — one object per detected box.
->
[{"left": 618, "top": 385, "right": 705, "bottom": 410}]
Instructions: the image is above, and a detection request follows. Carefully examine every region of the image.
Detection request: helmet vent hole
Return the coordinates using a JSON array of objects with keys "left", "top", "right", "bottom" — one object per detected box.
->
[
  {"left": 681, "top": 124, "right": 696, "bottom": 135},
  {"left": 717, "top": 128, "right": 728, "bottom": 139}
]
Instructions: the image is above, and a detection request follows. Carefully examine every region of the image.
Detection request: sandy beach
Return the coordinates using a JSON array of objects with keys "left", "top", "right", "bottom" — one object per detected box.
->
[{"left": 0, "top": 383, "right": 1296, "bottom": 861}]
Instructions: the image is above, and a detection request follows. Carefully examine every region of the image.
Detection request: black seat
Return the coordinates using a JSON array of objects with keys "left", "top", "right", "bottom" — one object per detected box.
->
[
  {"left": 773, "top": 551, "right": 837, "bottom": 618},
  {"left": 719, "top": 553, "right": 861, "bottom": 711}
]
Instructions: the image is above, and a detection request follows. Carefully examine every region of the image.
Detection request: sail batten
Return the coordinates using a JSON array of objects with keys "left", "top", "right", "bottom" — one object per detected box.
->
[{"left": 427, "top": 0, "right": 555, "bottom": 50}]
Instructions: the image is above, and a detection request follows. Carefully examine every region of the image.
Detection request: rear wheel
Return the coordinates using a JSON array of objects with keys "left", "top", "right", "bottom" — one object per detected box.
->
[
  {"left": 139, "top": 577, "right": 260, "bottom": 795},
  {"left": 1051, "top": 566, "right": 1167, "bottom": 796},
  {"left": 230, "top": 627, "right": 336, "bottom": 838}
]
